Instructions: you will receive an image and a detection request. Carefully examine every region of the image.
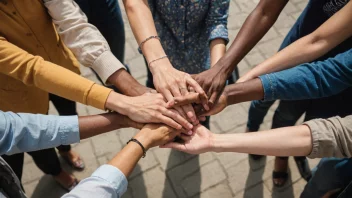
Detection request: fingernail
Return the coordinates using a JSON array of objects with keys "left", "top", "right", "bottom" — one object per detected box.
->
[
  {"left": 187, "top": 112, "right": 195, "bottom": 121},
  {"left": 204, "top": 104, "right": 210, "bottom": 111},
  {"left": 188, "top": 131, "right": 192, "bottom": 135},
  {"left": 188, "top": 124, "right": 193, "bottom": 129}
]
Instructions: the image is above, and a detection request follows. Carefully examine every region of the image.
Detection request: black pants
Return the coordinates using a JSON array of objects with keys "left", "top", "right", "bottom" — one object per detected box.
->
[{"left": 2, "top": 94, "right": 77, "bottom": 180}]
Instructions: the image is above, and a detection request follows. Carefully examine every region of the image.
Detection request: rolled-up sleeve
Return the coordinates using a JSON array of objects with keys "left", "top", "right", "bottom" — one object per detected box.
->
[
  {"left": 304, "top": 115, "right": 352, "bottom": 159},
  {"left": 205, "top": 0, "right": 230, "bottom": 44},
  {"left": 62, "top": 165, "right": 128, "bottom": 198},
  {"left": 44, "top": 0, "right": 126, "bottom": 84},
  {"left": 259, "top": 49, "right": 352, "bottom": 101},
  {"left": 0, "top": 111, "right": 79, "bottom": 155}
]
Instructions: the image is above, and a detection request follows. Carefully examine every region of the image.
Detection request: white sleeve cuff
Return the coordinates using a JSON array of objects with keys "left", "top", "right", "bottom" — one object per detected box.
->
[{"left": 91, "top": 51, "right": 126, "bottom": 85}]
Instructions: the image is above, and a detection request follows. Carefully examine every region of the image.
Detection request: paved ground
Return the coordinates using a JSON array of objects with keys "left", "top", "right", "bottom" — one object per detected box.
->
[{"left": 23, "top": 0, "right": 322, "bottom": 197}]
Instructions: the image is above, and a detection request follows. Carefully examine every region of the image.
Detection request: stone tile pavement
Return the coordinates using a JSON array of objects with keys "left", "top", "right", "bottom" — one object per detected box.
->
[{"left": 23, "top": 0, "right": 322, "bottom": 197}]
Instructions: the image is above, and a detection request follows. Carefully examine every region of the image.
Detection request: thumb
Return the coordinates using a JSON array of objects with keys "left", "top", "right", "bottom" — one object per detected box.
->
[{"left": 160, "top": 142, "right": 186, "bottom": 151}]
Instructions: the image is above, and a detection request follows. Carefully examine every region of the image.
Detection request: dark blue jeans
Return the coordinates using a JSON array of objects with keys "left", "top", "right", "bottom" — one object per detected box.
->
[
  {"left": 75, "top": 0, "right": 127, "bottom": 91},
  {"left": 246, "top": 0, "right": 352, "bottom": 196}
]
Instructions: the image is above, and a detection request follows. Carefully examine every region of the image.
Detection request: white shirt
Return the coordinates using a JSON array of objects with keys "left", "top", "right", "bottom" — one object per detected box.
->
[{"left": 43, "top": 0, "right": 126, "bottom": 84}]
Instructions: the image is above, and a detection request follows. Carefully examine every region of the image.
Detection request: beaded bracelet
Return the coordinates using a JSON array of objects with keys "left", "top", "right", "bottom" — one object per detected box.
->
[
  {"left": 148, "top": 55, "right": 168, "bottom": 68},
  {"left": 127, "top": 138, "right": 147, "bottom": 158},
  {"left": 138, "top": 35, "right": 160, "bottom": 54}
]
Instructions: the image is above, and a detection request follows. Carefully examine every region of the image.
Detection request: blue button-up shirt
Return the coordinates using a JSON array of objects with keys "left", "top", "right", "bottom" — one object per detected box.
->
[
  {"left": 149, "top": 0, "right": 229, "bottom": 74},
  {"left": 0, "top": 111, "right": 127, "bottom": 198}
]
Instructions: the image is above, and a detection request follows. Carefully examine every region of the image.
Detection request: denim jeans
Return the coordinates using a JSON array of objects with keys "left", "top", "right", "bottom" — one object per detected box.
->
[
  {"left": 246, "top": 0, "right": 352, "bottom": 196},
  {"left": 301, "top": 158, "right": 352, "bottom": 198}
]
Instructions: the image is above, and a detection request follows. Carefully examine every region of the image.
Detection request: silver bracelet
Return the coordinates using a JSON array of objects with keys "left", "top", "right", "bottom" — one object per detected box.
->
[
  {"left": 148, "top": 55, "right": 168, "bottom": 67},
  {"left": 138, "top": 35, "right": 160, "bottom": 54}
]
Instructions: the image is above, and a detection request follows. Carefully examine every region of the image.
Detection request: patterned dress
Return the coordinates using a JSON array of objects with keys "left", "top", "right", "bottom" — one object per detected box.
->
[{"left": 148, "top": 0, "right": 230, "bottom": 74}]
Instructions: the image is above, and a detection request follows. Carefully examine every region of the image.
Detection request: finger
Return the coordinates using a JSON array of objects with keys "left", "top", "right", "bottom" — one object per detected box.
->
[
  {"left": 198, "top": 116, "right": 206, "bottom": 122},
  {"left": 186, "top": 77, "right": 209, "bottom": 111},
  {"left": 158, "top": 115, "right": 182, "bottom": 130},
  {"left": 179, "top": 87, "right": 197, "bottom": 123},
  {"left": 162, "top": 109, "right": 193, "bottom": 130},
  {"left": 168, "top": 93, "right": 201, "bottom": 107},
  {"left": 170, "top": 85, "right": 196, "bottom": 122},
  {"left": 161, "top": 89, "right": 174, "bottom": 103},
  {"left": 209, "top": 91, "right": 219, "bottom": 107}
]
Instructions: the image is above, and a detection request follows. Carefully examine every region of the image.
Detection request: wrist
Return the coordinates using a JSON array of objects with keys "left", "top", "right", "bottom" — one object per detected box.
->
[
  {"left": 133, "top": 131, "right": 153, "bottom": 150},
  {"left": 214, "top": 56, "right": 236, "bottom": 78},
  {"left": 149, "top": 58, "right": 173, "bottom": 74},
  {"left": 210, "top": 134, "right": 221, "bottom": 152},
  {"left": 105, "top": 92, "right": 131, "bottom": 115}
]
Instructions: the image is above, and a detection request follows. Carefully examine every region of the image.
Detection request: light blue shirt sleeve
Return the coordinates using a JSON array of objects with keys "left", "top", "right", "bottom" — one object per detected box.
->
[
  {"left": 259, "top": 49, "right": 352, "bottom": 101},
  {"left": 0, "top": 111, "right": 80, "bottom": 155},
  {"left": 62, "top": 164, "right": 128, "bottom": 198}
]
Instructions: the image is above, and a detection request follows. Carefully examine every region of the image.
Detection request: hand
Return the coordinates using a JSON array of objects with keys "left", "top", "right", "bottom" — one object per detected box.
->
[
  {"left": 161, "top": 125, "right": 214, "bottom": 154},
  {"left": 150, "top": 59, "right": 209, "bottom": 123},
  {"left": 106, "top": 92, "right": 193, "bottom": 130},
  {"left": 112, "top": 113, "right": 144, "bottom": 129},
  {"left": 193, "top": 65, "right": 228, "bottom": 106},
  {"left": 134, "top": 124, "right": 181, "bottom": 149},
  {"left": 167, "top": 91, "right": 228, "bottom": 116}
]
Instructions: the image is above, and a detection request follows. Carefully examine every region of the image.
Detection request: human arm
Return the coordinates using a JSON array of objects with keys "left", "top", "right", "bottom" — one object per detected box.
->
[
  {"left": 169, "top": 49, "right": 352, "bottom": 114},
  {"left": 44, "top": 0, "right": 125, "bottom": 85},
  {"left": 122, "top": 0, "right": 208, "bottom": 119},
  {"left": 193, "top": 0, "right": 288, "bottom": 104},
  {"left": 44, "top": 0, "right": 153, "bottom": 96},
  {"left": 239, "top": 1, "right": 352, "bottom": 82},
  {"left": 206, "top": 0, "right": 230, "bottom": 67},
  {"left": 0, "top": 36, "right": 191, "bottom": 130},
  {"left": 0, "top": 111, "right": 143, "bottom": 155},
  {"left": 63, "top": 124, "right": 181, "bottom": 198},
  {"left": 164, "top": 115, "right": 352, "bottom": 159}
]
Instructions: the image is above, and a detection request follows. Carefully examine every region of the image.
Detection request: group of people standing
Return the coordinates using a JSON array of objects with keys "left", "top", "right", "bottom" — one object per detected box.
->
[{"left": 0, "top": 0, "right": 351, "bottom": 197}]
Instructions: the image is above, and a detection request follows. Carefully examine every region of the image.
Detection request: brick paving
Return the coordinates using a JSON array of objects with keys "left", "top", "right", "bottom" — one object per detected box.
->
[{"left": 23, "top": 0, "right": 322, "bottom": 197}]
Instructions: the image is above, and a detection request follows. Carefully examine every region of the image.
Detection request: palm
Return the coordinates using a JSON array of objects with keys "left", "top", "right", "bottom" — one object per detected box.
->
[{"left": 164, "top": 125, "right": 213, "bottom": 155}]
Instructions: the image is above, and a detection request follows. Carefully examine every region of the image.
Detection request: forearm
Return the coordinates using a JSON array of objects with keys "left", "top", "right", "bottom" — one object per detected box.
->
[
  {"left": 79, "top": 113, "right": 143, "bottom": 140},
  {"left": 212, "top": 125, "right": 312, "bottom": 156},
  {"left": 123, "top": 0, "right": 167, "bottom": 66},
  {"left": 242, "top": 2, "right": 352, "bottom": 80},
  {"left": 107, "top": 69, "right": 153, "bottom": 97},
  {"left": 223, "top": 78, "right": 264, "bottom": 105},
  {"left": 210, "top": 39, "right": 226, "bottom": 67},
  {"left": 215, "top": 0, "right": 287, "bottom": 76},
  {"left": 108, "top": 143, "right": 143, "bottom": 177}
]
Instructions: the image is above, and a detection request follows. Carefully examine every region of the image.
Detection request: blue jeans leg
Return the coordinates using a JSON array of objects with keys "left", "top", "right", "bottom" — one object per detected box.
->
[{"left": 301, "top": 158, "right": 352, "bottom": 198}]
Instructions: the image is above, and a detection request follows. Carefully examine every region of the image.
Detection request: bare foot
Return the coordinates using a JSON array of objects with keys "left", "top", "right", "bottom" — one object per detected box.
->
[
  {"left": 54, "top": 170, "right": 79, "bottom": 191},
  {"left": 273, "top": 157, "right": 289, "bottom": 186},
  {"left": 59, "top": 150, "right": 85, "bottom": 170}
]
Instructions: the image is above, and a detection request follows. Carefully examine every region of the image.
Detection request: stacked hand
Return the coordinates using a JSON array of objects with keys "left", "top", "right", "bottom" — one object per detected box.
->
[
  {"left": 150, "top": 59, "right": 209, "bottom": 124},
  {"left": 192, "top": 65, "right": 228, "bottom": 106},
  {"left": 167, "top": 91, "right": 228, "bottom": 117},
  {"left": 106, "top": 92, "right": 194, "bottom": 131},
  {"left": 135, "top": 124, "right": 182, "bottom": 149},
  {"left": 161, "top": 124, "right": 215, "bottom": 154}
]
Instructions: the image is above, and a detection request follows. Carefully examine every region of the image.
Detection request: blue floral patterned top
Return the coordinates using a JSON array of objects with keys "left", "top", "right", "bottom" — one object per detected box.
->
[{"left": 148, "top": 0, "right": 230, "bottom": 74}]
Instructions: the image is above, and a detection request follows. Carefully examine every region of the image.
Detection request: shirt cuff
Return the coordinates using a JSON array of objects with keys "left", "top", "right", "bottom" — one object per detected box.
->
[
  {"left": 91, "top": 51, "right": 126, "bottom": 85},
  {"left": 208, "top": 24, "right": 229, "bottom": 45},
  {"left": 303, "top": 121, "right": 320, "bottom": 159},
  {"left": 58, "top": 116, "right": 80, "bottom": 145},
  {"left": 91, "top": 164, "right": 128, "bottom": 197},
  {"left": 259, "top": 74, "right": 277, "bottom": 101},
  {"left": 86, "top": 84, "right": 112, "bottom": 110}
]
